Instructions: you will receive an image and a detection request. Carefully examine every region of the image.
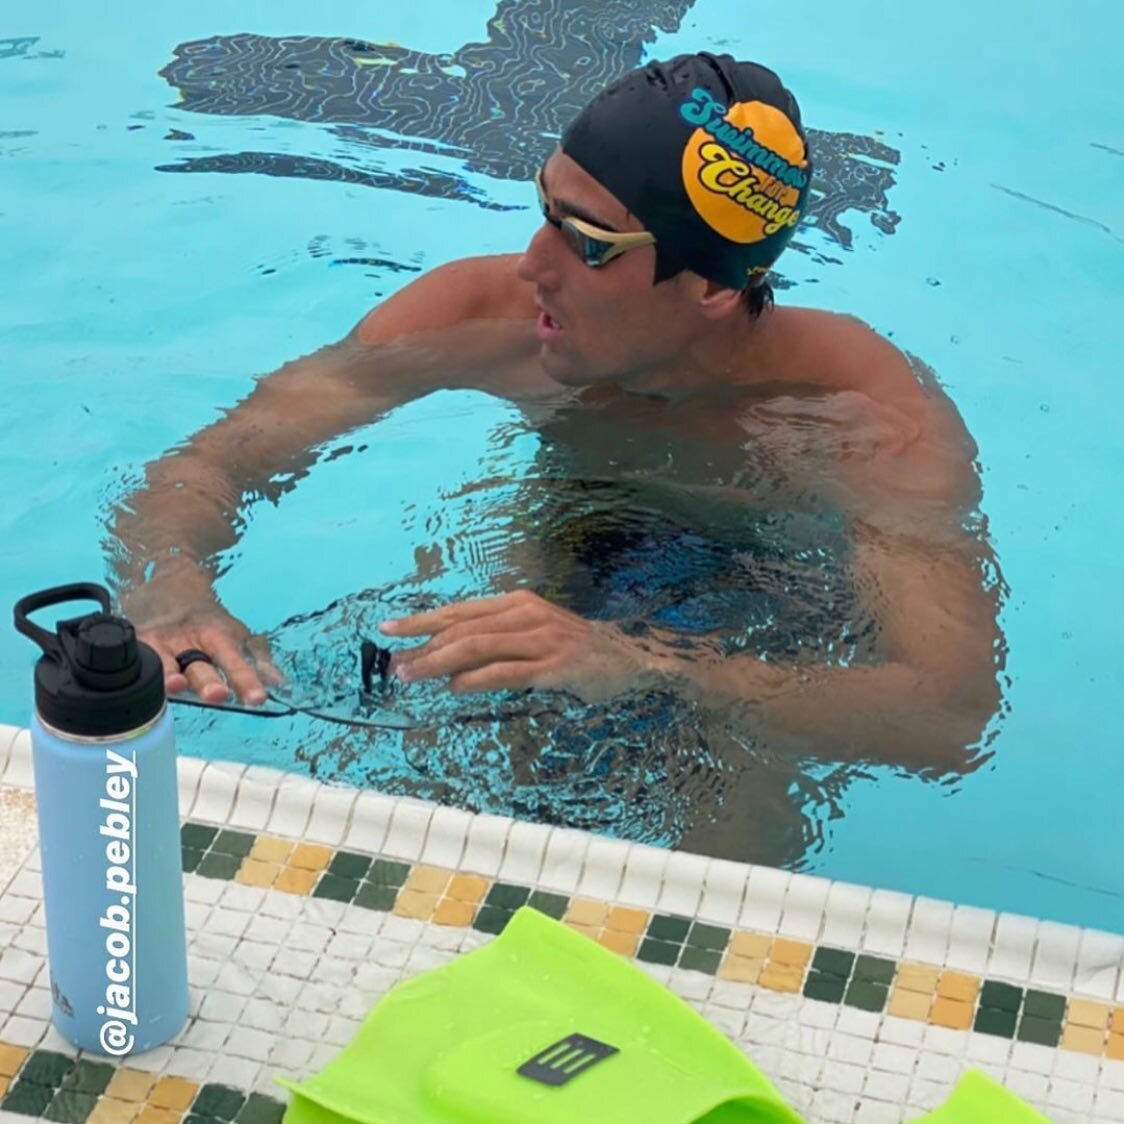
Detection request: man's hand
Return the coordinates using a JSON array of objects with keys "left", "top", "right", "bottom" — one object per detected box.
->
[
  {"left": 121, "top": 569, "right": 281, "bottom": 705},
  {"left": 381, "top": 590, "right": 649, "bottom": 704}
]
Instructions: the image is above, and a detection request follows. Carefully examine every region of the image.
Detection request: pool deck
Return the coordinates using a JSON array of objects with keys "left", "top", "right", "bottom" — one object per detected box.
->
[{"left": 1, "top": 722, "right": 1123, "bottom": 1123}]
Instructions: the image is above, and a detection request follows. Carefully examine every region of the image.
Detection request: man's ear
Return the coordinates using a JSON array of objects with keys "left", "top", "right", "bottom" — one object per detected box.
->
[{"left": 697, "top": 279, "right": 743, "bottom": 321}]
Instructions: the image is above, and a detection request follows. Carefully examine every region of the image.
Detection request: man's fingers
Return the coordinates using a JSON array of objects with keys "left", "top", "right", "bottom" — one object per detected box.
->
[
  {"left": 203, "top": 635, "right": 267, "bottom": 705},
  {"left": 450, "top": 661, "right": 547, "bottom": 695},
  {"left": 381, "top": 593, "right": 532, "bottom": 638},
  {"left": 393, "top": 606, "right": 539, "bottom": 669},
  {"left": 245, "top": 635, "right": 285, "bottom": 688},
  {"left": 182, "top": 658, "right": 232, "bottom": 703},
  {"left": 398, "top": 630, "right": 550, "bottom": 683}
]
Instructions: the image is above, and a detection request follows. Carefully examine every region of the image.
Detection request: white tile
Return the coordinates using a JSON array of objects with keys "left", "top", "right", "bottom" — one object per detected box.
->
[
  {"left": 304, "top": 784, "right": 358, "bottom": 847},
  {"left": 418, "top": 806, "right": 474, "bottom": 870},
  {"left": 6, "top": 870, "right": 40, "bottom": 900},
  {"left": 696, "top": 858, "right": 749, "bottom": 928},
  {"left": 944, "top": 905, "right": 995, "bottom": 975},
  {"left": 575, "top": 836, "right": 630, "bottom": 902},
  {"left": 738, "top": 865, "right": 791, "bottom": 933},
  {"left": 655, "top": 851, "right": 709, "bottom": 917},
  {"left": 821, "top": 881, "right": 873, "bottom": 949},
  {"left": 801, "top": 999, "right": 840, "bottom": 1030},
  {"left": 1005, "top": 1067, "right": 1050, "bottom": 1103},
  {"left": 820, "top": 1058, "right": 866, "bottom": 1095},
  {"left": 861, "top": 888, "right": 914, "bottom": 958},
  {"left": 922, "top": 1025, "right": 969, "bottom": 1057},
  {"left": 904, "top": 896, "right": 954, "bottom": 965},
  {"left": 916, "top": 1051, "right": 961, "bottom": 1084},
  {"left": 1010, "top": 1041, "right": 1058, "bottom": 1074},
  {"left": 616, "top": 844, "right": 669, "bottom": 909},
  {"left": 1094, "top": 1088, "right": 1124, "bottom": 1121},
  {"left": 1074, "top": 928, "right": 1124, "bottom": 1001},
  {"left": 1052, "top": 1049, "right": 1101, "bottom": 1084},
  {"left": 828, "top": 1032, "right": 874, "bottom": 1067},
  {"left": 855, "top": 1091, "right": 906, "bottom": 1122},
  {"left": 834, "top": 1005, "right": 881, "bottom": 1040},
  {"left": 1, "top": 730, "right": 33, "bottom": 789},
  {"left": 989, "top": 913, "right": 1038, "bottom": 983},
  {"left": 459, "top": 813, "right": 513, "bottom": 877},
  {"left": 13, "top": 987, "right": 48, "bottom": 1020},
  {"left": 225, "top": 1026, "right": 275, "bottom": 1062},
  {"left": 0, "top": 724, "right": 19, "bottom": 779},
  {"left": 341, "top": 791, "right": 396, "bottom": 855},
  {"left": 871, "top": 1041, "right": 918, "bottom": 1075},
  {"left": 380, "top": 798, "right": 433, "bottom": 862},
  {"left": 777, "top": 873, "right": 829, "bottom": 941},
  {"left": 221, "top": 882, "right": 268, "bottom": 913},
  {"left": 185, "top": 873, "right": 226, "bottom": 905},
  {"left": 496, "top": 820, "right": 551, "bottom": 886},
  {"left": 1, "top": 1013, "right": 46, "bottom": 1047},
  {"left": 0, "top": 948, "right": 39, "bottom": 985},
  {"left": 209, "top": 1054, "right": 262, "bottom": 1089},
  {"left": 709, "top": 979, "right": 755, "bottom": 1011},
  {"left": 908, "top": 1075, "right": 950, "bottom": 1113},
  {"left": 176, "top": 754, "right": 207, "bottom": 815},
  {"left": 270, "top": 1037, "right": 315, "bottom": 1070},
  {"left": 190, "top": 760, "right": 245, "bottom": 824},
  {"left": 226, "top": 769, "right": 280, "bottom": 833},
  {"left": 265, "top": 775, "right": 317, "bottom": 838},
  {"left": 1048, "top": 1077, "right": 1096, "bottom": 1115},
  {"left": 1100, "top": 1059, "right": 1124, "bottom": 1092},
  {"left": 1031, "top": 920, "right": 1081, "bottom": 993},
  {"left": 535, "top": 828, "right": 590, "bottom": 895},
  {"left": 963, "top": 1031, "right": 1013, "bottom": 1068}
]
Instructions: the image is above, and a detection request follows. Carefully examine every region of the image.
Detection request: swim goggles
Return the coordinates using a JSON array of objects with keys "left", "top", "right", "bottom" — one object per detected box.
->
[{"left": 534, "top": 169, "right": 655, "bottom": 268}]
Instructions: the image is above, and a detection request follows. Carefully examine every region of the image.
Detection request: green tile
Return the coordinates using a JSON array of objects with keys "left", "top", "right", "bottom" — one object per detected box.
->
[
  {"left": 235, "top": 1093, "right": 287, "bottom": 1124},
  {"left": 2, "top": 1079, "right": 55, "bottom": 1115},
  {"left": 192, "top": 1084, "right": 247, "bottom": 1122},
  {"left": 804, "top": 970, "right": 848, "bottom": 1004},
  {"left": 182, "top": 848, "right": 205, "bottom": 874},
  {"left": 647, "top": 915, "right": 691, "bottom": 944},
  {"left": 1022, "top": 990, "right": 1065, "bottom": 1021},
  {"left": 195, "top": 852, "right": 243, "bottom": 881},
  {"left": 473, "top": 906, "right": 513, "bottom": 935},
  {"left": 327, "top": 851, "right": 372, "bottom": 881},
  {"left": 353, "top": 882, "right": 399, "bottom": 912},
  {"left": 853, "top": 954, "right": 895, "bottom": 985},
  {"left": 979, "top": 981, "right": 1024, "bottom": 1014},
  {"left": 312, "top": 875, "right": 360, "bottom": 903},
  {"left": 678, "top": 947, "right": 722, "bottom": 975},
  {"left": 211, "top": 830, "right": 256, "bottom": 858},
  {"left": 485, "top": 883, "right": 531, "bottom": 911},
  {"left": 974, "top": 1006, "right": 1018, "bottom": 1038},
  {"left": 43, "top": 1090, "right": 98, "bottom": 1123},
  {"left": 637, "top": 939, "right": 680, "bottom": 966},
  {"left": 527, "top": 891, "right": 569, "bottom": 920},
  {"left": 185, "top": 1116, "right": 211, "bottom": 1124},
  {"left": 844, "top": 979, "right": 889, "bottom": 1012},
  {"left": 21, "top": 1052, "right": 75, "bottom": 1088},
  {"left": 811, "top": 947, "right": 856, "bottom": 980},
  {"left": 687, "top": 922, "right": 730, "bottom": 951},
  {"left": 1016, "top": 1013, "right": 1062, "bottom": 1047},
  {"left": 60, "top": 1061, "right": 115, "bottom": 1095},
  {"left": 181, "top": 823, "right": 218, "bottom": 850},
  {"left": 367, "top": 860, "right": 411, "bottom": 888}
]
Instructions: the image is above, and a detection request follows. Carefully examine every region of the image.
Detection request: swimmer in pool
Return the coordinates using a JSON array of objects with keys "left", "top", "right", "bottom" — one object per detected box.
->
[{"left": 110, "top": 53, "right": 1003, "bottom": 771}]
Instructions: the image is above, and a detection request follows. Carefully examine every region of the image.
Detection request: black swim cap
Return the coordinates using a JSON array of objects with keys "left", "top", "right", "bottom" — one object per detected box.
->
[{"left": 562, "top": 53, "right": 812, "bottom": 291}]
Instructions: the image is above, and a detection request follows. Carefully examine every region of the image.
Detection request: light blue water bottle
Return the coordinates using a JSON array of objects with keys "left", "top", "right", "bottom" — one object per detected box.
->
[{"left": 13, "top": 582, "right": 189, "bottom": 1055}]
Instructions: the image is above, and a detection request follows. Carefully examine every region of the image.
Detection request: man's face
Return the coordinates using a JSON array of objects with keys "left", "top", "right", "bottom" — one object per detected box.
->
[{"left": 517, "top": 151, "right": 701, "bottom": 387}]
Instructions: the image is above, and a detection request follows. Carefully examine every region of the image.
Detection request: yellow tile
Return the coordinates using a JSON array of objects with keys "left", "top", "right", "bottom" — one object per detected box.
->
[
  {"left": 1107, "top": 1034, "right": 1124, "bottom": 1061},
  {"left": 937, "top": 971, "right": 980, "bottom": 1003},
  {"left": 565, "top": 922, "right": 601, "bottom": 941},
  {"left": 896, "top": 962, "right": 940, "bottom": 994},
  {"left": 148, "top": 1077, "right": 198, "bottom": 1112},
  {"left": 406, "top": 865, "right": 452, "bottom": 895},
  {"left": 134, "top": 1108, "right": 182, "bottom": 1124},
  {"left": 769, "top": 939, "right": 812, "bottom": 969},
  {"left": 274, "top": 866, "right": 318, "bottom": 895},
  {"left": 446, "top": 874, "right": 489, "bottom": 904},
  {"left": 759, "top": 963, "right": 804, "bottom": 993},
  {"left": 1111, "top": 1009, "right": 1124, "bottom": 1035},
  {"left": 236, "top": 858, "right": 281, "bottom": 888},
  {"left": 394, "top": 889, "right": 439, "bottom": 921},
  {"left": 0, "top": 1043, "right": 28, "bottom": 1077},
  {"left": 1062, "top": 1024, "right": 1107, "bottom": 1055},
  {"left": 250, "top": 835, "right": 294, "bottom": 863},
  {"left": 88, "top": 1100, "right": 142, "bottom": 1124},
  {"left": 106, "top": 1069, "right": 158, "bottom": 1103},
  {"left": 433, "top": 898, "right": 476, "bottom": 927},
  {"left": 1068, "top": 999, "right": 1110, "bottom": 1030},
  {"left": 605, "top": 907, "right": 649, "bottom": 934},
  {"left": 289, "top": 843, "right": 332, "bottom": 872},
  {"left": 598, "top": 929, "right": 639, "bottom": 957},
  {"left": 930, "top": 997, "right": 974, "bottom": 1030},
  {"left": 566, "top": 899, "right": 610, "bottom": 927},
  {"left": 719, "top": 954, "right": 764, "bottom": 984},
  {"left": 888, "top": 987, "right": 933, "bottom": 1021},
  {"left": 729, "top": 931, "right": 772, "bottom": 960},
  {"left": 0, "top": 1077, "right": 8, "bottom": 1101}
]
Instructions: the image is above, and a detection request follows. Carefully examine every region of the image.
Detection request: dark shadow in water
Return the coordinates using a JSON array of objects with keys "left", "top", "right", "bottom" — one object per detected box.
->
[{"left": 157, "top": 0, "right": 900, "bottom": 258}]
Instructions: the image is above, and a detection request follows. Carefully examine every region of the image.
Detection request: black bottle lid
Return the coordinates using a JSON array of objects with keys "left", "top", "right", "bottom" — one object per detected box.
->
[{"left": 13, "top": 583, "right": 165, "bottom": 737}]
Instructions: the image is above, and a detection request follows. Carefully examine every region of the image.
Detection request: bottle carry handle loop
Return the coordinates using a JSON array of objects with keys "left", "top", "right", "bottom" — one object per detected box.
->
[{"left": 13, "top": 583, "right": 113, "bottom": 660}]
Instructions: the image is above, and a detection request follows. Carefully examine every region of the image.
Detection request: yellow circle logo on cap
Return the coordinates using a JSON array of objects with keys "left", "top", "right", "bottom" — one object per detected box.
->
[{"left": 680, "top": 89, "right": 809, "bottom": 248}]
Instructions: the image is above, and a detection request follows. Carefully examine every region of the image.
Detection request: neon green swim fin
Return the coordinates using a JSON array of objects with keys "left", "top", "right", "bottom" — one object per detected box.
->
[
  {"left": 914, "top": 1068, "right": 1050, "bottom": 1122},
  {"left": 277, "top": 906, "right": 802, "bottom": 1123}
]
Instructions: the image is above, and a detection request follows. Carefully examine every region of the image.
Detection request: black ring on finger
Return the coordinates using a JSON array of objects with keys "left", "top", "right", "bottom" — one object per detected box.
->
[{"left": 174, "top": 648, "right": 215, "bottom": 674}]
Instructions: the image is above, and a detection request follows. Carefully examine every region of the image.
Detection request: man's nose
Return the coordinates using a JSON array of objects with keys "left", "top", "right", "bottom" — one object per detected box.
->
[{"left": 517, "top": 224, "right": 560, "bottom": 288}]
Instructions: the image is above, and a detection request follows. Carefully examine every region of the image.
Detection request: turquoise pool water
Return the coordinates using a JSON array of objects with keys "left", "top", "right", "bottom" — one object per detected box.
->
[{"left": 1, "top": 2, "right": 1121, "bottom": 930}]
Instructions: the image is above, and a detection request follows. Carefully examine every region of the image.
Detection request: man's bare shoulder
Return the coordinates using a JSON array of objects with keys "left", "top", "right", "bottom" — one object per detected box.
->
[{"left": 356, "top": 253, "right": 536, "bottom": 347}]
